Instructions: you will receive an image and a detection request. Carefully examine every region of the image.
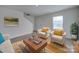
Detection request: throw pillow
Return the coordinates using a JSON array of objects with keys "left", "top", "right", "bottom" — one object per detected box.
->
[
  {"left": 54, "top": 29, "right": 63, "bottom": 36},
  {"left": 0, "top": 33, "right": 5, "bottom": 44}
]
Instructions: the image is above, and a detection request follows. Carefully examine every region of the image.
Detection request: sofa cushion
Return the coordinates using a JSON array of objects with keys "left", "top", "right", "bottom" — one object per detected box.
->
[
  {"left": 38, "top": 33, "right": 47, "bottom": 39},
  {"left": 52, "top": 35, "right": 63, "bottom": 41}
]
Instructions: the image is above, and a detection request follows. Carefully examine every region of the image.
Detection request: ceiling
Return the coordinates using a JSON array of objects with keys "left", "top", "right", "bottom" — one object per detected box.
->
[{"left": 1, "top": 5, "right": 77, "bottom": 16}]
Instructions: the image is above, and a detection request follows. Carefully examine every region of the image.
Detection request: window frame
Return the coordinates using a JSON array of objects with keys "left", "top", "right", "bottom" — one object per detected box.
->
[{"left": 52, "top": 15, "right": 63, "bottom": 29}]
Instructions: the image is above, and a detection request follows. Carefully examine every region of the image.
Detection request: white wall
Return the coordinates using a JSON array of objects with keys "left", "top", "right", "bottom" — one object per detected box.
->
[
  {"left": 77, "top": 7, "right": 79, "bottom": 23},
  {"left": 34, "top": 7, "right": 78, "bottom": 38},
  {"left": 77, "top": 7, "right": 79, "bottom": 39},
  {"left": 0, "top": 7, "right": 34, "bottom": 39}
]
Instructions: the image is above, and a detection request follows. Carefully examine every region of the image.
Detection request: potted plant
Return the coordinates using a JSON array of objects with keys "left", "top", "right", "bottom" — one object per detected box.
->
[{"left": 70, "top": 22, "right": 78, "bottom": 40}]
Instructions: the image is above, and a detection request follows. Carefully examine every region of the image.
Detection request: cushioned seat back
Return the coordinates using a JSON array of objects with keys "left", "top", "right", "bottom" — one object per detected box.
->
[{"left": 41, "top": 27, "right": 48, "bottom": 32}]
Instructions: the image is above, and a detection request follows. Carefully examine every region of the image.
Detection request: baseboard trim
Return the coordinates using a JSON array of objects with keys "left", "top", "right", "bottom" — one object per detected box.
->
[{"left": 11, "top": 33, "right": 32, "bottom": 43}]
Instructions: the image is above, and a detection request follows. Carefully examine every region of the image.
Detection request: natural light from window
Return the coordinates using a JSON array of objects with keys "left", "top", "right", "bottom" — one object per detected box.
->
[{"left": 53, "top": 16, "right": 63, "bottom": 29}]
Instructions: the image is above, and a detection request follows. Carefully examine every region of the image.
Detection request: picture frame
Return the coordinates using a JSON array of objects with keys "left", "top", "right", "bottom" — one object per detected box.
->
[{"left": 4, "top": 17, "right": 19, "bottom": 26}]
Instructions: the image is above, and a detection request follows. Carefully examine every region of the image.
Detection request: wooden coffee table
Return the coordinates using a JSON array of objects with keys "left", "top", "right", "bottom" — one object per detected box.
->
[{"left": 23, "top": 38, "right": 47, "bottom": 53}]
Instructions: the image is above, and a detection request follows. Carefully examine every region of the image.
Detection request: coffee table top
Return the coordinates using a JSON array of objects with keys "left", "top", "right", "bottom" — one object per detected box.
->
[{"left": 23, "top": 38, "right": 47, "bottom": 51}]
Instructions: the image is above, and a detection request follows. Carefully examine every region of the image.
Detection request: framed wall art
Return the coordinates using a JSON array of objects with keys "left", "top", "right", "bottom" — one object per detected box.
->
[{"left": 4, "top": 17, "right": 19, "bottom": 26}]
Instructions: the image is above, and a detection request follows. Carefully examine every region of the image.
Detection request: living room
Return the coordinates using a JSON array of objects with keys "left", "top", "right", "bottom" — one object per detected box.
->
[{"left": 0, "top": 5, "right": 79, "bottom": 53}]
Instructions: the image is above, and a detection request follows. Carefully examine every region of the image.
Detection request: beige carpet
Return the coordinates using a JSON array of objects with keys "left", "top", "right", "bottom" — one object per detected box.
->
[
  {"left": 12, "top": 40, "right": 50, "bottom": 53},
  {"left": 12, "top": 40, "right": 68, "bottom": 53}
]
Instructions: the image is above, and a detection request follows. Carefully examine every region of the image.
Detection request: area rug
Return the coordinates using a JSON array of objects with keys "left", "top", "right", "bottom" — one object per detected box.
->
[
  {"left": 12, "top": 40, "right": 68, "bottom": 53},
  {"left": 12, "top": 40, "right": 48, "bottom": 53},
  {"left": 12, "top": 40, "right": 30, "bottom": 53}
]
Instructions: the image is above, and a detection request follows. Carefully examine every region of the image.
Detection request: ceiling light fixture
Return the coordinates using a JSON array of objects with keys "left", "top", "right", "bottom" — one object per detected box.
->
[{"left": 35, "top": 5, "right": 39, "bottom": 7}]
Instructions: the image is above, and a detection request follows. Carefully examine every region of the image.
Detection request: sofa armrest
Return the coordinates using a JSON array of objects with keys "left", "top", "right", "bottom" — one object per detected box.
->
[
  {"left": 51, "top": 31, "right": 54, "bottom": 35},
  {"left": 62, "top": 32, "right": 66, "bottom": 36}
]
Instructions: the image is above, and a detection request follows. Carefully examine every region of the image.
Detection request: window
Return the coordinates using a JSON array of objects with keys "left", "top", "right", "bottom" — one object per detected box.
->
[{"left": 53, "top": 16, "right": 63, "bottom": 29}]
